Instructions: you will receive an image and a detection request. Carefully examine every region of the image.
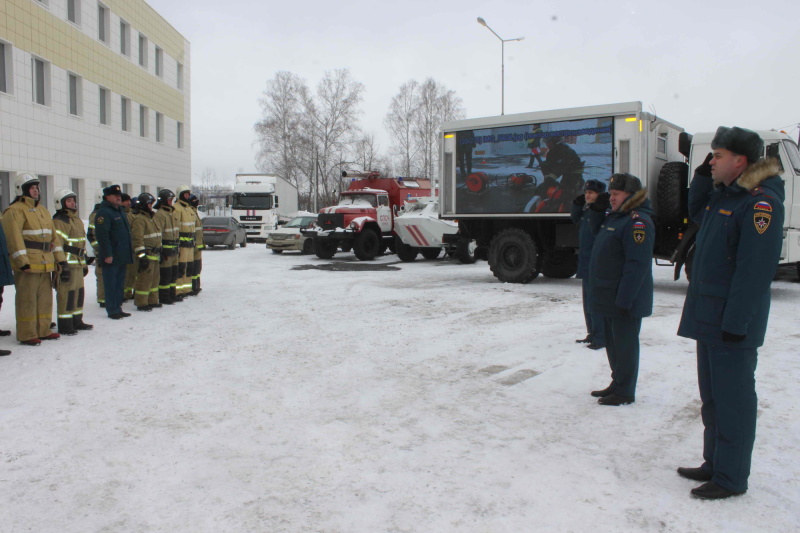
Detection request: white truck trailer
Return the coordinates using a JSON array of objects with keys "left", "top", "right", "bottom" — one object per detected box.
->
[
  {"left": 439, "top": 101, "right": 800, "bottom": 283},
  {"left": 229, "top": 174, "right": 299, "bottom": 242}
]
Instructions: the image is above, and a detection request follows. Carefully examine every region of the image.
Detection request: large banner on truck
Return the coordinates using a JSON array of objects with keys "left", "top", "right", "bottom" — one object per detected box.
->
[{"left": 453, "top": 117, "right": 614, "bottom": 214}]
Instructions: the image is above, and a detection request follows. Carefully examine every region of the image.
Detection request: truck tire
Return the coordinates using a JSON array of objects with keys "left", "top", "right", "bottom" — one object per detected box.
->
[
  {"left": 301, "top": 239, "right": 314, "bottom": 255},
  {"left": 488, "top": 228, "right": 541, "bottom": 283},
  {"left": 314, "top": 238, "right": 337, "bottom": 259},
  {"left": 353, "top": 230, "right": 380, "bottom": 261},
  {"left": 395, "top": 236, "right": 418, "bottom": 262},
  {"left": 456, "top": 239, "right": 478, "bottom": 264},
  {"left": 421, "top": 247, "right": 441, "bottom": 260},
  {"left": 541, "top": 250, "right": 578, "bottom": 278},
  {"left": 377, "top": 239, "right": 389, "bottom": 256},
  {"left": 656, "top": 161, "right": 689, "bottom": 223}
]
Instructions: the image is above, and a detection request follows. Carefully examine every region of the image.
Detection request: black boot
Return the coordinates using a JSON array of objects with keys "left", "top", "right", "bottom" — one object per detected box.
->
[
  {"left": 597, "top": 394, "right": 635, "bottom": 406},
  {"left": 677, "top": 467, "right": 713, "bottom": 482},
  {"left": 576, "top": 335, "right": 591, "bottom": 344},
  {"left": 0, "top": 349, "right": 10, "bottom": 356},
  {"left": 73, "top": 314, "right": 94, "bottom": 330},
  {"left": 690, "top": 481, "right": 745, "bottom": 500},
  {"left": 159, "top": 288, "right": 174, "bottom": 304},
  {"left": 590, "top": 383, "right": 615, "bottom": 398},
  {"left": 58, "top": 318, "right": 78, "bottom": 336}
]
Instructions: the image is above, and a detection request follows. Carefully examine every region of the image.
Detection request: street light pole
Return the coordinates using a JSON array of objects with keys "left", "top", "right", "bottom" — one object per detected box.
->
[{"left": 477, "top": 17, "right": 524, "bottom": 116}]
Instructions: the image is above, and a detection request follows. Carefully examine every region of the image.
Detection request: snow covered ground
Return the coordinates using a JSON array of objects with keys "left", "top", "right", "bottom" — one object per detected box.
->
[{"left": 1, "top": 246, "right": 798, "bottom": 532}]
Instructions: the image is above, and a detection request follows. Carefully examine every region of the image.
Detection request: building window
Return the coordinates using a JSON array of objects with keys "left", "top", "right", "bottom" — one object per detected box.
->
[
  {"left": 155, "top": 46, "right": 163, "bottom": 77},
  {"left": 35, "top": 0, "right": 50, "bottom": 7},
  {"left": 70, "top": 178, "right": 81, "bottom": 210},
  {"left": 31, "top": 57, "right": 50, "bottom": 106},
  {"left": 120, "top": 20, "right": 130, "bottom": 56},
  {"left": 177, "top": 121, "right": 184, "bottom": 149},
  {"left": 139, "top": 105, "right": 149, "bottom": 137},
  {"left": 0, "top": 41, "right": 9, "bottom": 94},
  {"left": 155, "top": 112, "right": 163, "bottom": 142},
  {"left": 68, "top": 73, "right": 82, "bottom": 116},
  {"left": 138, "top": 34, "right": 148, "bottom": 68},
  {"left": 99, "top": 86, "right": 110, "bottom": 125},
  {"left": 140, "top": 185, "right": 149, "bottom": 194},
  {"left": 98, "top": 4, "right": 110, "bottom": 44},
  {"left": 0, "top": 171, "right": 10, "bottom": 211},
  {"left": 67, "top": 0, "right": 81, "bottom": 25},
  {"left": 121, "top": 96, "right": 131, "bottom": 131},
  {"left": 177, "top": 62, "right": 183, "bottom": 90},
  {"left": 37, "top": 175, "right": 50, "bottom": 208}
]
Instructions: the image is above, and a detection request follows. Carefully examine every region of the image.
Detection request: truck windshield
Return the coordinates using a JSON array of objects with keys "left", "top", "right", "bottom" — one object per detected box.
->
[
  {"left": 340, "top": 194, "right": 377, "bottom": 207},
  {"left": 783, "top": 140, "right": 800, "bottom": 174},
  {"left": 232, "top": 194, "right": 273, "bottom": 209}
]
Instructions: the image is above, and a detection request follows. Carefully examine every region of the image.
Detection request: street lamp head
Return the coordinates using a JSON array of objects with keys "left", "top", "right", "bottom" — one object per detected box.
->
[
  {"left": 477, "top": 17, "right": 487, "bottom": 26},
  {"left": 515, "top": 36, "right": 525, "bottom": 42}
]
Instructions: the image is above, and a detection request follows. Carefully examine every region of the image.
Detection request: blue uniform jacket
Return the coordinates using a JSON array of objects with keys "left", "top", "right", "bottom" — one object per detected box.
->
[
  {"left": 94, "top": 200, "right": 133, "bottom": 265},
  {"left": 570, "top": 200, "right": 598, "bottom": 279},
  {"left": 587, "top": 190, "right": 655, "bottom": 318},
  {"left": 678, "top": 159, "right": 784, "bottom": 348},
  {"left": 0, "top": 222, "right": 14, "bottom": 286}
]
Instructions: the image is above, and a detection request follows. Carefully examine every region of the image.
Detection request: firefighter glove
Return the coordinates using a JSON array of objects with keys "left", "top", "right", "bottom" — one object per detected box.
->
[
  {"left": 138, "top": 257, "right": 149, "bottom": 273},
  {"left": 573, "top": 194, "right": 586, "bottom": 207},
  {"left": 20, "top": 264, "right": 30, "bottom": 271},
  {"left": 59, "top": 263, "right": 71, "bottom": 283}
]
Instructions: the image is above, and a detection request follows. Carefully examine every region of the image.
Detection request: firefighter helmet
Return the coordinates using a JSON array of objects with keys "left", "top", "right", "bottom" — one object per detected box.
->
[
  {"left": 14, "top": 173, "right": 40, "bottom": 196},
  {"left": 55, "top": 188, "right": 78, "bottom": 210}
]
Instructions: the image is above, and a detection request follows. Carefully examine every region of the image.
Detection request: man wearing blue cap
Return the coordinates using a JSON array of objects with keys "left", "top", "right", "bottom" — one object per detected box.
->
[
  {"left": 676, "top": 126, "right": 784, "bottom": 500},
  {"left": 94, "top": 185, "right": 134, "bottom": 319}
]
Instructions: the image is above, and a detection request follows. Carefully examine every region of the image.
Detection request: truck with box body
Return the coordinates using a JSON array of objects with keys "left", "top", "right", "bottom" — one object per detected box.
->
[
  {"left": 439, "top": 101, "right": 800, "bottom": 283},
  {"left": 229, "top": 174, "right": 299, "bottom": 242}
]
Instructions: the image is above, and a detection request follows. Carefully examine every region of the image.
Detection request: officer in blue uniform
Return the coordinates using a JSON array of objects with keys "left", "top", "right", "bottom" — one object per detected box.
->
[
  {"left": 570, "top": 179, "right": 607, "bottom": 349},
  {"left": 94, "top": 185, "right": 134, "bottom": 320},
  {"left": 586, "top": 173, "right": 654, "bottom": 406},
  {"left": 677, "top": 127, "right": 784, "bottom": 500}
]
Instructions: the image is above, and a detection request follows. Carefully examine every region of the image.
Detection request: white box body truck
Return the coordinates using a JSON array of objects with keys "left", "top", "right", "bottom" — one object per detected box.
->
[
  {"left": 229, "top": 174, "right": 299, "bottom": 242},
  {"left": 439, "top": 101, "right": 800, "bottom": 283}
]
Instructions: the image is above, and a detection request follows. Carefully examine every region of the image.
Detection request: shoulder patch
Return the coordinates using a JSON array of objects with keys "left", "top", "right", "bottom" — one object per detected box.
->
[
  {"left": 754, "top": 201, "right": 772, "bottom": 212},
  {"left": 749, "top": 187, "right": 765, "bottom": 196},
  {"left": 96, "top": 216, "right": 105, "bottom": 225},
  {"left": 754, "top": 213, "right": 771, "bottom": 234},
  {"left": 633, "top": 221, "right": 646, "bottom": 244}
]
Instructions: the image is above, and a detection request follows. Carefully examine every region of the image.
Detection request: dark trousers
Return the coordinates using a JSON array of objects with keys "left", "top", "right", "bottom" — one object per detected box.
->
[
  {"left": 602, "top": 315, "right": 641, "bottom": 398},
  {"left": 102, "top": 262, "right": 126, "bottom": 316},
  {"left": 697, "top": 341, "right": 758, "bottom": 493},
  {"left": 582, "top": 278, "right": 605, "bottom": 344}
]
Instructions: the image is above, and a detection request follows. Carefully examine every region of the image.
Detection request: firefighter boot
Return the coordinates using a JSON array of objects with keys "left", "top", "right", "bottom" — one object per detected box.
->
[
  {"left": 73, "top": 314, "right": 94, "bottom": 330},
  {"left": 58, "top": 317, "right": 78, "bottom": 336}
]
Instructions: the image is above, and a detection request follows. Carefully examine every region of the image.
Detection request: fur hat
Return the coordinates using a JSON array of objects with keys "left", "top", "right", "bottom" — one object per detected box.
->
[
  {"left": 584, "top": 179, "right": 606, "bottom": 193},
  {"left": 608, "top": 173, "right": 642, "bottom": 194},
  {"left": 103, "top": 184, "right": 122, "bottom": 197},
  {"left": 711, "top": 126, "right": 763, "bottom": 163}
]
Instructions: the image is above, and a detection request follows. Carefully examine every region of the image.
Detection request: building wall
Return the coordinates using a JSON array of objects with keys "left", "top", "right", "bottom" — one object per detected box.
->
[{"left": 0, "top": 0, "right": 190, "bottom": 218}]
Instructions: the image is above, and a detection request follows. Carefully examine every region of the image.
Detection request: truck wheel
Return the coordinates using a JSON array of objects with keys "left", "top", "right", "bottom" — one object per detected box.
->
[
  {"left": 541, "top": 250, "right": 578, "bottom": 278},
  {"left": 421, "top": 247, "right": 441, "bottom": 260},
  {"left": 656, "top": 161, "right": 689, "bottom": 223},
  {"left": 314, "top": 239, "right": 337, "bottom": 259},
  {"left": 377, "top": 239, "right": 389, "bottom": 256},
  {"left": 271, "top": 249, "right": 283, "bottom": 254},
  {"left": 488, "top": 228, "right": 541, "bottom": 283},
  {"left": 456, "top": 239, "right": 478, "bottom": 264},
  {"left": 395, "top": 236, "right": 418, "bottom": 262},
  {"left": 301, "top": 239, "right": 314, "bottom": 255},
  {"left": 353, "top": 230, "right": 380, "bottom": 261}
]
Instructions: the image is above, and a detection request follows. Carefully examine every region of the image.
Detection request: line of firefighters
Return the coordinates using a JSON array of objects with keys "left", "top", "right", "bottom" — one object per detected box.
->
[{"left": 0, "top": 173, "right": 204, "bottom": 351}]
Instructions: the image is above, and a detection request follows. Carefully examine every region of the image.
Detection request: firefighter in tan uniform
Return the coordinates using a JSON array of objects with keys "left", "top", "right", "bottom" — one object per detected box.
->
[
  {"left": 174, "top": 184, "right": 196, "bottom": 297},
  {"left": 189, "top": 194, "right": 204, "bottom": 295},
  {"left": 1, "top": 173, "right": 66, "bottom": 345},
  {"left": 130, "top": 192, "right": 162, "bottom": 311},
  {"left": 87, "top": 192, "right": 104, "bottom": 307},
  {"left": 52, "top": 188, "right": 93, "bottom": 335},
  {"left": 153, "top": 189, "right": 180, "bottom": 304},
  {"left": 121, "top": 193, "right": 137, "bottom": 302}
]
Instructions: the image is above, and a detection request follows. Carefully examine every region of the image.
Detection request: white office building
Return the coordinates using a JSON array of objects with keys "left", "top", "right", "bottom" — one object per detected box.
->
[{"left": 0, "top": 0, "right": 190, "bottom": 217}]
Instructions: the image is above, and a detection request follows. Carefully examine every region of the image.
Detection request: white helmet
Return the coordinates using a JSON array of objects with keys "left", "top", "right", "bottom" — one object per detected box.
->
[
  {"left": 14, "top": 172, "right": 39, "bottom": 196},
  {"left": 176, "top": 184, "right": 191, "bottom": 197},
  {"left": 55, "top": 188, "right": 77, "bottom": 210}
]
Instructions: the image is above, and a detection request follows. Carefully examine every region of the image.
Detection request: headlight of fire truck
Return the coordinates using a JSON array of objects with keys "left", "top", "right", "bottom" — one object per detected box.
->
[{"left": 349, "top": 221, "right": 359, "bottom": 230}]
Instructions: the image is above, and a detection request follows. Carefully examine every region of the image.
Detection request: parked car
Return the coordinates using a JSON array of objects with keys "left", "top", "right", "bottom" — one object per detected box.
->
[
  {"left": 202, "top": 217, "right": 248, "bottom": 249},
  {"left": 266, "top": 214, "right": 318, "bottom": 254}
]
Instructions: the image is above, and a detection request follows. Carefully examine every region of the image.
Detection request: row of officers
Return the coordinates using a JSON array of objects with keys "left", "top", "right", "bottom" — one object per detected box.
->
[{"left": 0, "top": 174, "right": 204, "bottom": 354}]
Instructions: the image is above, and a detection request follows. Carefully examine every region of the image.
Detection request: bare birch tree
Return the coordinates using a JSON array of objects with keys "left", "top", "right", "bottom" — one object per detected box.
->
[{"left": 384, "top": 80, "right": 419, "bottom": 177}]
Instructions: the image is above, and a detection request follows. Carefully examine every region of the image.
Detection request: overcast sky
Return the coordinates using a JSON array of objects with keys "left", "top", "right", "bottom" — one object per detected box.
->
[{"left": 145, "top": 0, "right": 800, "bottom": 183}]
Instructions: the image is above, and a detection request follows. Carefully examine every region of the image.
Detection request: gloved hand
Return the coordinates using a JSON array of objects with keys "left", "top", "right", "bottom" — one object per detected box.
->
[
  {"left": 138, "top": 257, "right": 149, "bottom": 273},
  {"left": 20, "top": 264, "right": 30, "bottom": 271},
  {"left": 83, "top": 266, "right": 89, "bottom": 277},
  {"left": 60, "top": 267, "right": 71, "bottom": 283},
  {"left": 573, "top": 193, "right": 586, "bottom": 207},
  {"left": 696, "top": 152, "right": 713, "bottom": 177},
  {"left": 590, "top": 192, "right": 610, "bottom": 212},
  {"left": 722, "top": 330, "right": 746, "bottom": 343}
]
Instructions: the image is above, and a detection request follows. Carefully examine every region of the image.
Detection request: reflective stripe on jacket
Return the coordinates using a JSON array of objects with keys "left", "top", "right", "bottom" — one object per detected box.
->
[{"left": 2, "top": 196, "right": 65, "bottom": 272}]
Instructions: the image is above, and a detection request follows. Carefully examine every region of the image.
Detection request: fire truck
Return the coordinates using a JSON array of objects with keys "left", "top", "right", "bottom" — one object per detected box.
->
[{"left": 304, "top": 171, "right": 432, "bottom": 260}]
